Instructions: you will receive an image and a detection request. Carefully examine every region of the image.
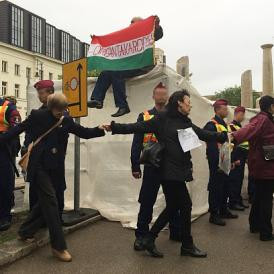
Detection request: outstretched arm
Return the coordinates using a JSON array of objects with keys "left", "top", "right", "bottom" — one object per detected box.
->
[
  {"left": 192, "top": 123, "right": 227, "bottom": 143},
  {"left": 68, "top": 117, "right": 105, "bottom": 139},
  {"left": 111, "top": 116, "right": 159, "bottom": 135}
]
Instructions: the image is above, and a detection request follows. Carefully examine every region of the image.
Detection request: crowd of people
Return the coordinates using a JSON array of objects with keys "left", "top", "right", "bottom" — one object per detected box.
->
[{"left": 0, "top": 16, "right": 274, "bottom": 264}]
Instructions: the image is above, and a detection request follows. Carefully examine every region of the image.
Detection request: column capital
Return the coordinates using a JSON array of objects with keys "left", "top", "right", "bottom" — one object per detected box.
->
[{"left": 261, "top": 44, "right": 273, "bottom": 49}]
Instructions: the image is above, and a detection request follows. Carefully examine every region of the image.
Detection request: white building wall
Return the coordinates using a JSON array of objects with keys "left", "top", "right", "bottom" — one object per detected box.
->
[{"left": 0, "top": 42, "right": 63, "bottom": 119}]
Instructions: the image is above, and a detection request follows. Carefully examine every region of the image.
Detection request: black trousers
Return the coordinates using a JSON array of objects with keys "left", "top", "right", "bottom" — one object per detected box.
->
[
  {"left": 0, "top": 146, "right": 15, "bottom": 222},
  {"left": 249, "top": 179, "right": 274, "bottom": 238},
  {"left": 229, "top": 153, "right": 247, "bottom": 206},
  {"left": 208, "top": 170, "right": 229, "bottom": 215},
  {"left": 149, "top": 180, "right": 193, "bottom": 248},
  {"left": 136, "top": 166, "right": 181, "bottom": 238},
  {"left": 19, "top": 167, "right": 67, "bottom": 251}
]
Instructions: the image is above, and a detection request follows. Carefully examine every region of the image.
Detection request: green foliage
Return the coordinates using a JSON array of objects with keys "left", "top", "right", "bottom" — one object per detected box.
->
[
  {"left": 214, "top": 86, "right": 241, "bottom": 106},
  {"left": 212, "top": 86, "right": 260, "bottom": 107}
]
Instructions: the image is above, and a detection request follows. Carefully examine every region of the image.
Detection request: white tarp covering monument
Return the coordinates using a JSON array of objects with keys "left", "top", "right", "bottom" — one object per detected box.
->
[{"left": 26, "top": 63, "right": 256, "bottom": 228}]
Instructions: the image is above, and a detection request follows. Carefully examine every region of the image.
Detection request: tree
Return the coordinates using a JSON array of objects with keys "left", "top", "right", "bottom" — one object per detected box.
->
[{"left": 212, "top": 86, "right": 260, "bottom": 108}]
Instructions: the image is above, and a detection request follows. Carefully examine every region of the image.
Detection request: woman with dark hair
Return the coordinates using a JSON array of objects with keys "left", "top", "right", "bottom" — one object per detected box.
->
[
  {"left": 107, "top": 90, "right": 227, "bottom": 258},
  {"left": 231, "top": 95, "right": 274, "bottom": 241}
]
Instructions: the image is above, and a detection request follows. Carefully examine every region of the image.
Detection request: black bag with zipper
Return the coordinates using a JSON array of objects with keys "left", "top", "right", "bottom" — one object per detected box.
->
[{"left": 262, "top": 145, "right": 274, "bottom": 161}]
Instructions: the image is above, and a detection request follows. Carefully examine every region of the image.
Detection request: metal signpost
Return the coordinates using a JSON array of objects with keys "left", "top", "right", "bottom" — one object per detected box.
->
[{"left": 62, "top": 58, "right": 100, "bottom": 225}]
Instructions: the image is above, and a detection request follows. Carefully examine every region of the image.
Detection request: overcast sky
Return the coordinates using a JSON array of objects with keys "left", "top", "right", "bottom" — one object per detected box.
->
[{"left": 12, "top": 0, "right": 274, "bottom": 95}]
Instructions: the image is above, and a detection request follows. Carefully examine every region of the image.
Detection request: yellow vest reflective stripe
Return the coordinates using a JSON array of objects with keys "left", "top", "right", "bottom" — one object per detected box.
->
[
  {"left": 229, "top": 123, "right": 249, "bottom": 150},
  {"left": 0, "top": 101, "right": 10, "bottom": 132},
  {"left": 211, "top": 118, "right": 230, "bottom": 149},
  {"left": 143, "top": 111, "right": 158, "bottom": 146}
]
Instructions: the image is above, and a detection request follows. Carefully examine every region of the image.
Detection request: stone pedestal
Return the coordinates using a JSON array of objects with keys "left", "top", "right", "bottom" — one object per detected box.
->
[
  {"left": 241, "top": 70, "right": 253, "bottom": 108},
  {"left": 176, "top": 56, "right": 189, "bottom": 80},
  {"left": 261, "top": 44, "right": 274, "bottom": 96}
]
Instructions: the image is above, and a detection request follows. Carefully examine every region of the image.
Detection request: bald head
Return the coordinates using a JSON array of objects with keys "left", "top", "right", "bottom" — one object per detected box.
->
[{"left": 131, "top": 17, "right": 143, "bottom": 24}]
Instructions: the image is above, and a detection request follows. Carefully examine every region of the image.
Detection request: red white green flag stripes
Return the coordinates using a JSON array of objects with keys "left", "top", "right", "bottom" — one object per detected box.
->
[{"left": 87, "top": 16, "right": 156, "bottom": 71}]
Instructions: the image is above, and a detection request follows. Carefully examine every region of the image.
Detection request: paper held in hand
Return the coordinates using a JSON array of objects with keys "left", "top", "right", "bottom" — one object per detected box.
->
[
  {"left": 218, "top": 136, "right": 233, "bottom": 175},
  {"left": 177, "top": 128, "right": 202, "bottom": 152}
]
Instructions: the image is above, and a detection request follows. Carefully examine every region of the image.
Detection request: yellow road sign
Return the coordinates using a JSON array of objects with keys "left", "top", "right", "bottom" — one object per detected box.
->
[{"left": 63, "top": 58, "right": 88, "bottom": 118}]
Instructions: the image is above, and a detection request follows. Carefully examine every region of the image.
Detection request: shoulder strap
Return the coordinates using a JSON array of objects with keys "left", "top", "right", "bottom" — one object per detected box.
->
[{"left": 33, "top": 116, "right": 64, "bottom": 147}]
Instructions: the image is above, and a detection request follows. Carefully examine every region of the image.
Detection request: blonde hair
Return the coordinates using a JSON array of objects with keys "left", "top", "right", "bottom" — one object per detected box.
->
[{"left": 47, "top": 93, "right": 68, "bottom": 110}]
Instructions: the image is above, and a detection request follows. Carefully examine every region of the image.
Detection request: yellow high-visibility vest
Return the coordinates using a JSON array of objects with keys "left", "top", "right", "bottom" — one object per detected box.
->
[{"left": 143, "top": 111, "right": 158, "bottom": 147}]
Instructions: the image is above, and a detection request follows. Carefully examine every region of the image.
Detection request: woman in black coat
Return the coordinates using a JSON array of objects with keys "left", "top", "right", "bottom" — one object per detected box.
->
[
  {"left": 108, "top": 90, "right": 227, "bottom": 258},
  {"left": 0, "top": 94, "right": 105, "bottom": 262}
]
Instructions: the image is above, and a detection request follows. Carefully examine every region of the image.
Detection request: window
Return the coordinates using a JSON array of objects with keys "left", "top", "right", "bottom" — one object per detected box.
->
[
  {"left": 58, "top": 75, "right": 62, "bottom": 80},
  {"left": 61, "top": 32, "right": 70, "bottom": 63},
  {"left": 2, "top": 61, "right": 8, "bottom": 72},
  {"left": 1, "top": 82, "right": 7, "bottom": 96},
  {"left": 72, "top": 38, "right": 80, "bottom": 61},
  {"left": 11, "top": 6, "right": 24, "bottom": 47},
  {"left": 15, "top": 84, "right": 20, "bottom": 98},
  {"left": 26, "top": 67, "right": 31, "bottom": 78},
  {"left": 15, "top": 64, "right": 20, "bottom": 76},
  {"left": 39, "top": 69, "right": 44, "bottom": 80},
  {"left": 46, "top": 24, "right": 55, "bottom": 58},
  {"left": 49, "top": 73, "right": 53, "bottom": 80},
  {"left": 84, "top": 43, "right": 90, "bottom": 57},
  {"left": 31, "top": 16, "right": 42, "bottom": 53}
]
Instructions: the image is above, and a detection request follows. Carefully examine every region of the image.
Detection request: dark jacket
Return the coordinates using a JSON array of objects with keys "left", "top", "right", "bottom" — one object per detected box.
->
[
  {"left": 112, "top": 110, "right": 226, "bottom": 182},
  {"left": 131, "top": 107, "right": 158, "bottom": 172},
  {"left": 154, "top": 25, "right": 163, "bottom": 41},
  {"left": 0, "top": 108, "right": 105, "bottom": 182},
  {"left": 232, "top": 111, "right": 274, "bottom": 180},
  {"left": 203, "top": 115, "right": 228, "bottom": 172}
]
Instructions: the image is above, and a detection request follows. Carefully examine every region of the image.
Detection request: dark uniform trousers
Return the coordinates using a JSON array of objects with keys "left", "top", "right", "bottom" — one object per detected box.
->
[
  {"left": 0, "top": 145, "right": 15, "bottom": 222},
  {"left": 19, "top": 166, "right": 66, "bottom": 251},
  {"left": 149, "top": 180, "right": 193, "bottom": 247},
  {"left": 135, "top": 166, "right": 181, "bottom": 238},
  {"left": 249, "top": 180, "right": 274, "bottom": 238},
  {"left": 229, "top": 149, "right": 247, "bottom": 206},
  {"left": 208, "top": 167, "right": 230, "bottom": 215}
]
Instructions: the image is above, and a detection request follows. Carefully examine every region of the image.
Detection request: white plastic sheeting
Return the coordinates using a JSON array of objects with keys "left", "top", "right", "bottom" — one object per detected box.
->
[{"left": 26, "top": 64, "right": 256, "bottom": 228}]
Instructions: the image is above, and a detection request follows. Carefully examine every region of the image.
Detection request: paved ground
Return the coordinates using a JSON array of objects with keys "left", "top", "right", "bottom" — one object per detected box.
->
[{"left": 1, "top": 208, "right": 273, "bottom": 274}]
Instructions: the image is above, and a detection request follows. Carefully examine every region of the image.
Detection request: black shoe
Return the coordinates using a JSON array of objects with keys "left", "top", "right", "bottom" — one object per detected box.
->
[
  {"left": 169, "top": 233, "right": 182, "bottom": 242},
  {"left": 0, "top": 220, "right": 11, "bottom": 231},
  {"left": 239, "top": 202, "right": 249, "bottom": 209},
  {"left": 181, "top": 244, "right": 207, "bottom": 258},
  {"left": 250, "top": 227, "right": 259, "bottom": 234},
  {"left": 209, "top": 214, "right": 226, "bottom": 226},
  {"left": 111, "top": 106, "right": 130, "bottom": 117},
  {"left": 260, "top": 234, "right": 273, "bottom": 241},
  {"left": 229, "top": 204, "right": 245, "bottom": 211},
  {"left": 134, "top": 237, "right": 145, "bottom": 251},
  {"left": 220, "top": 210, "right": 238, "bottom": 219},
  {"left": 87, "top": 100, "right": 103, "bottom": 109},
  {"left": 143, "top": 236, "right": 164, "bottom": 258}
]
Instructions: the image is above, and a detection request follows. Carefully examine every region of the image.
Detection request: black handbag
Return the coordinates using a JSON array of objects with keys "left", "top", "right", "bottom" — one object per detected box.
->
[
  {"left": 262, "top": 145, "right": 274, "bottom": 161},
  {"left": 139, "top": 141, "right": 165, "bottom": 168}
]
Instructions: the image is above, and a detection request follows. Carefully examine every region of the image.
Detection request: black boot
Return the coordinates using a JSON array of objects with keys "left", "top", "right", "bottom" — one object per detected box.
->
[
  {"left": 229, "top": 204, "right": 245, "bottom": 211},
  {"left": 111, "top": 106, "right": 130, "bottom": 117},
  {"left": 260, "top": 234, "right": 274, "bottom": 241},
  {"left": 0, "top": 220, "right": 11, "bottom": 231},
  {"left": 143, "top": 235, "right": 164, "bottom": 258},
  {"left": 209, "top": 214, "right": 226, "bottom": 226},
  {"left": 87, "top": 99, "right": 103, "bottom": 109},
  {"left": 220, "top": 210, "right": 238, "bottom": 219},
  {"left": 134, "top": 237, "right": 145, "bottom": 251},
  {"left": 181, "top": 244, "right": 207, "bottom": 258}
]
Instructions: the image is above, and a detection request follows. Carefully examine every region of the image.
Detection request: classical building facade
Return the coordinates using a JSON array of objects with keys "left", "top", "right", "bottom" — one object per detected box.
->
[{"left": 0, "top": 0, "right": 89, "bottom": 119}]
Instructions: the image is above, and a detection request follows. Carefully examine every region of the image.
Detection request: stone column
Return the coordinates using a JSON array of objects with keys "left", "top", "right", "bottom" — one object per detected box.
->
[
  {"left": 261, "top": 44, "right": 273, "bottom": 96},
  {"left": 241, "top": 70, "right": 253, "bottom": 108},
  {"left": 176, "top": 56, "right": 189, "bottom": 80}
]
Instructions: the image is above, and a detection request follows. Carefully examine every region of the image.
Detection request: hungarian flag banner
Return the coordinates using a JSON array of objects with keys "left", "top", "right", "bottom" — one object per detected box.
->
[{"left": 87, "top": 16, "right": 156, "bottom": 71}]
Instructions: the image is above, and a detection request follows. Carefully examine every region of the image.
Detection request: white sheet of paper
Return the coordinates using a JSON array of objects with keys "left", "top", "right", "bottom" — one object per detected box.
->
[{"left": 177, "top": 128, "right": 202, "bottom": 152}]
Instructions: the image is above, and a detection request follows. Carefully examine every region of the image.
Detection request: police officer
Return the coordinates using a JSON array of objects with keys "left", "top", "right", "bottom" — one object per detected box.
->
[
  {"left": 0, "top": 96, "right": 21, "bottom": 231},
  {"left": 228, "top": 106, "right": 249, "bottom": 211},
  {"left": 22, "top": 80, "right": 67, "bottom": 217},
  {"left": 204, "top": 99, "right": 238, "bottom": 226},
  {"left": 131, "top": 83, "right": 181, "bottom": 251}
]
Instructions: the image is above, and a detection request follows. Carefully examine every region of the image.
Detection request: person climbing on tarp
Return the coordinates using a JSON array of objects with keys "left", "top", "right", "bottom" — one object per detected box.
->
[{"left": 87, "top": 15, "right": 163, "bottom": 117}]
